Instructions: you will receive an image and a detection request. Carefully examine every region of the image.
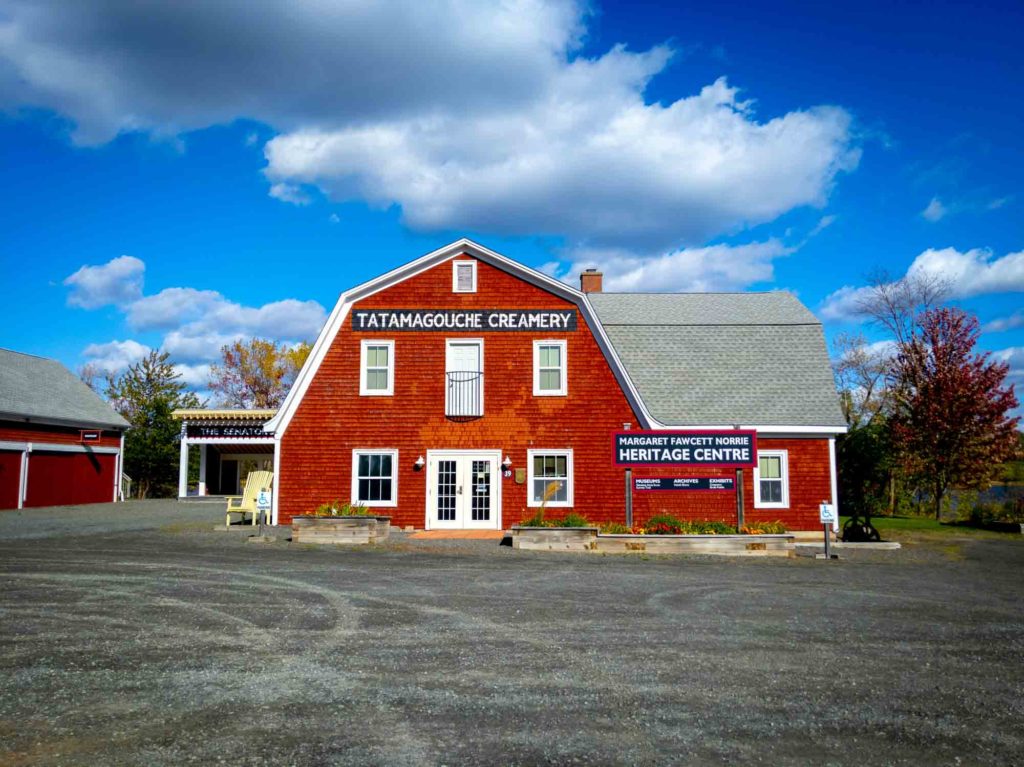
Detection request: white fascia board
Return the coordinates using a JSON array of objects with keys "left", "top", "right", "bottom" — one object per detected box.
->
[
  {"left": 0, "top": 440, "right": 30, "bottom": 451},
  {"left": 649, "top": 423, "right": 848, "bottom": 436},
  {"left": 270, "top": 238, "right": 656, "bottom": 437}
]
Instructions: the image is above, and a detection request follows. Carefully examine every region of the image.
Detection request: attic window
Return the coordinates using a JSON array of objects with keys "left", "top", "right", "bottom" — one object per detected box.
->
[{"left": 453, "top": 261, "right": 477, "bottom": 293}]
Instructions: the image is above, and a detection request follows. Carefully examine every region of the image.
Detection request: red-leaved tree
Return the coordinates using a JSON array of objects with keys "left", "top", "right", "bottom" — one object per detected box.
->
[{"left": 888, "top": 307, "right": 1019, "bottom": 519}]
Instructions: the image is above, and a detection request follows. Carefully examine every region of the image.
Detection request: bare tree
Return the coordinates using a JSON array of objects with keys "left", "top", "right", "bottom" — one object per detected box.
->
[
  {"left": 831, "top": 332, "right": 892, "bottom": 428},
  {"left": 78, "top": 363, "right": 105, "bottom": 394},
  {"left": 854, "top": 269, "right": 949, "bottom": 345}
]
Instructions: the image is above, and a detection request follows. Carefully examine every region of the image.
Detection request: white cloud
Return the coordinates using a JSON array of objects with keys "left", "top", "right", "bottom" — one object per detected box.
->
[
  {"left": 268, "top": 183, "right": 311, "bottom": 206},
  {"left": 808, "top": 214, "right": 837, "bottom": 238},
  {"left": 984, "top": 312, "right": 1024, "bottom": 333},
  {"left": 265, "top": 74, "right": 858, "bottom": 251},
  {"left": 993, "top": 347, "right": 1024, "bottom": 383},
  {"left": 82, "top": 339, "right": 151, "bottom": 373},
  {"left": 161, "top": 330, "right": 246, "bottom": 363},
  {"left": 820, "top": 247, "right": 1024, "bottom": 321},
  {"left": 328, "top": 213, "right": 340, "bottom": 224},
  {"left": 0, "top": 0, "right": 584, "bottom": 143},
  {"left": 68, "top": 255, "right": 328, "bottom": 376},
  {"left": 0, "top": 1, "right": 858, "bottom": 252},
  {"left": 556, "top": 239, "right": 791, "bottom": 292},
  {"left": 921, "top": 197, "right": 947, "bottom": 222},
  {"left": 172, "top": 362, "right": 213, "bottom": 388},
  {"left": 63, "top": 255, "right": 144, "bottom": 309},
  {"left": 126, "top": 287, "right": 224, "bottom": 330},
  {"left": 906, "top": 247, "right": 1024, "bottom": 295}
]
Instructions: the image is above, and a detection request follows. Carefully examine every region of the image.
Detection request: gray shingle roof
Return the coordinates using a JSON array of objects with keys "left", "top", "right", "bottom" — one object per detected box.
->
[
  {"left": 0, "top": 348, "right": 129, "bottom": 429},
  {"left": 587, "top": 292, "right": 845, "bottom": 428}
]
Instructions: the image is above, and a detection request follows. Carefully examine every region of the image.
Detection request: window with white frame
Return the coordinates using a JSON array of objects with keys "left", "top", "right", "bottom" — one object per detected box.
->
[
  {"left": 360, "top": 340, "right": 394, "bottom": 395},
  {"left": 452, "top": 260, "right": 477, "bottom": 293},
  {"left": 351, "top": 449, "right": 398, "bottom": 506},
  {"left": 533, "top": 340, "right": 567, "bottom": 396},
  {"left": 527, "top": 449, "right": 573, "bottom": 507},
  {"left": 754, "top": 450, "right": 789, "bottom": 508}
]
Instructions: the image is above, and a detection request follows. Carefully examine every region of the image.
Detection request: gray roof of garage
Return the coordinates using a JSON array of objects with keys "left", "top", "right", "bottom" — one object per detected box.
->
[
  {"left": 587, "top": 292, "right": 845, "bottom": 428},
  {"left": 0, "top": 348, "right": 129, "bottom": 429}
]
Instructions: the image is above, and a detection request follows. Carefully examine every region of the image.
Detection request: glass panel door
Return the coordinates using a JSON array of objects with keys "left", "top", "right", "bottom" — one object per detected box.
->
[
  {"left": 428, "top": 453, "right": 499, "bottom": 529},
  {"left": 435, "top": 459, "right": 458, "bottom": 525},
  {"left": 470, "top": 460, "right": 491, "bottom": 522}
]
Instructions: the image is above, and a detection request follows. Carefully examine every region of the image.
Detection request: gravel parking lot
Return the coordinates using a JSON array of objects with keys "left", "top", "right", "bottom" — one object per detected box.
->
[{"left": 1, "top": 501, "right": 1022, "bottom": 765}]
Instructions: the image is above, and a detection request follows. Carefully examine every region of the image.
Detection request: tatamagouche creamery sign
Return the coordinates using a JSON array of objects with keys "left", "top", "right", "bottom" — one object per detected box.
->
[{"left": 354, "top": 309, "right": 577, "bottom": 331}]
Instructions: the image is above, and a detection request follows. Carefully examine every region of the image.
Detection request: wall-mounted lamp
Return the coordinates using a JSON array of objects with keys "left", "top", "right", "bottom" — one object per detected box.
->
[
  {"left": 623, "top": 422, "right": 632, "bottom": 431},
  {"left": 502, "top": 456, "right": 512, "bottom": 468},
  {"left": 414, "top": 455, "right": 425, "bottom": 471}
]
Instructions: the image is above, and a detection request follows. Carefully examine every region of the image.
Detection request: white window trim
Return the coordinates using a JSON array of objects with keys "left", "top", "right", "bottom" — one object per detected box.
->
[
  {"left": 527, "top": 448, "right": 574, "bottom": 508},
  {"left": 533, "top": 339, "right": 568, "bottom": 396},
  {"left": 754, "top": 449, "right": 789, "bottom": 509},
  {"left": 452, "top": 260, "right": 477, "bottom": 293},
  {"left": 351, "top": 448, "right": 399, "bottom": 508},
  {"left": 359, "top": 339, "right": 394, "bottom": 396}
]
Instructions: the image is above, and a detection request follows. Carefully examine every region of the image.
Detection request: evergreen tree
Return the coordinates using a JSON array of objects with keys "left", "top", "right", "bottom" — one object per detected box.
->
[{"left": 106, "top": 351, "right": 199, "bottom": 498}]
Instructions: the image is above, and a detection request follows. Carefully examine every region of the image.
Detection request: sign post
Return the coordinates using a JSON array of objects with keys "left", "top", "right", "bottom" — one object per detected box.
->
[
  {"left": 735, "top": 468, "right": 744, "bottom": 532},
  {"left": 257, "top": 490, "right": 271, "bottom": 534},
  {"left": 819, "top": 501, "right": 838, "bottom": 559},
  {"left": 624, "top": 468, "right": 633, "bottom": 529}
]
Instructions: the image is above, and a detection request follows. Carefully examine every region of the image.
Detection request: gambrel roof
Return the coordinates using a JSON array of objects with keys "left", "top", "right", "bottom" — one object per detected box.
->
[
  {"left": 587, "top": 293, "right": 846, "bottom": 428},
  {"left": 267, "top": 239, "right": 845, "bottom": 436}
]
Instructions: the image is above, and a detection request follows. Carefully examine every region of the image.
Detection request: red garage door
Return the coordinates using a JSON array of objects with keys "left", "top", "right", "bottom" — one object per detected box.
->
[
  {"left": 0, "top": 451, "right": 21, "bottom": 510},
  {"left": 25, "top": 451, "right": 116, "bottom": 508}
]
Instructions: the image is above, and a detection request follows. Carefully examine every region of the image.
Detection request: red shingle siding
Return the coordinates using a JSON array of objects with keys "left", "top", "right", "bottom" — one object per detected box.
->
[
  {"left": 278, "top": 255, "right": 834, "bottom": 530},
  {"left": 630, "top": 437, "right": 832, "bottom": 530},
  {"left": 0, "top": 421, "right": 121, "bottom": 448}
]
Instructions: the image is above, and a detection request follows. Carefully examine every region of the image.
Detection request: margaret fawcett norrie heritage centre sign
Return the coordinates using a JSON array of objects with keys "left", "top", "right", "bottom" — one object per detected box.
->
[{"left": 613, "top": 431, "right": 757, "bottom": 467}]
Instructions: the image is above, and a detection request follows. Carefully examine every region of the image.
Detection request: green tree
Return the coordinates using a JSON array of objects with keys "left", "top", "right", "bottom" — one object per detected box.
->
[
  {"left": 106, "top": 351, "right": 199, "bottom": 498},
  {"left": 207, "top": 338, "right": 311, "bottom": 408}
]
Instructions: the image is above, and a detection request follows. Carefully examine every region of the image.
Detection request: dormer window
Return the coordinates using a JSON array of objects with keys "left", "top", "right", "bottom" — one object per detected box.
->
[{"left": 453, "top": 260, "right": 477, "bottom": 293}]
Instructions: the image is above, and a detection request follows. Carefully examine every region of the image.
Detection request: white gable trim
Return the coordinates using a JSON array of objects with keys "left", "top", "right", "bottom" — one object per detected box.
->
[{"left": 265, "top": 238, "right": 658, "bottom": 437}]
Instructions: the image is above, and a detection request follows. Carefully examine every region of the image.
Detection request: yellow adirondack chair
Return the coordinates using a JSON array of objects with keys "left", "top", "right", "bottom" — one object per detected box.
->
[{"left": 225, "top": 470, "right": 273, "bottom": 526}]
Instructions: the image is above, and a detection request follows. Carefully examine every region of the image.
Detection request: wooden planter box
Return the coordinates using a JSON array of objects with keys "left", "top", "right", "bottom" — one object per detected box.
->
[
  {"left": 511, "top": 526, "right": 794, "bottom": 556},
  {"left": 291, "top": 516, "right": 391, "bottom": 545}
]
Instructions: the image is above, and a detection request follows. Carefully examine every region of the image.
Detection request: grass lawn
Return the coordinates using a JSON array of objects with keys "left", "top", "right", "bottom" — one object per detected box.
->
[{"left": 841, "top": 514, "right": 1021, "bottom": 542}]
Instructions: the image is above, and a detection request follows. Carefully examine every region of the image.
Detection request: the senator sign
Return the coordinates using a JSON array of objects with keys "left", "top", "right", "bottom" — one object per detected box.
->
[
  {"left": 353, "top": 309, "right": 577, "bottom": 332},
  {"left": 186, "top": 424, "right": 273, "bottom": 439},
  {"left": 614, "top": 430, "right": 757, "bottom": 467},
  {"left": 634, "top": 477, "right": 736, "bottom": 491}
]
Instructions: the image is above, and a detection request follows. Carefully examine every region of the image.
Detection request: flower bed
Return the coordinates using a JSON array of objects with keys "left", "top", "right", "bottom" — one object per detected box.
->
[
  {"left": 292, "top": 501, "right": 391, "bottom": 544},
  {"left": 511, "top": 513, "right": 793, "bottom": 556}
]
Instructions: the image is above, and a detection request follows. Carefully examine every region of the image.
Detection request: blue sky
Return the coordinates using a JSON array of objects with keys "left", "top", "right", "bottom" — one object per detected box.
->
[{"left": 0, "top": 0, "right": 1020, "bottom": 403}]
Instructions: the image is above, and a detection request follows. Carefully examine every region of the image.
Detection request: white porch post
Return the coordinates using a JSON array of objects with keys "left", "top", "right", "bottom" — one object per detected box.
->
[
  {"left": 18, "top": 448, "right": 29, "bottom": 509},
  {"left": 271, "top": 436, "right": 281, "bottom": 526},
  {"left": 828, "top": 436, "right": 839, "bottom": 533},
  {"left": 198, "top": 444, "right": 208, "bottom": 496},
  {"left": 178, "top": 430, "right": 189, "bottom": 498}
]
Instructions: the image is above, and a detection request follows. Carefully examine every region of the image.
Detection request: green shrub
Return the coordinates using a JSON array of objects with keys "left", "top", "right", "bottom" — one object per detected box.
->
[
  {"left": 599, "top": 522, "right": 631, "bottom": 534},
  {"left": 555, "top": 513, "right": 591, "bottom": 528},
  {"left": 520, "top": 509, "right": 551, "bottom": 527},
  {"left": 314, "top": 500, "right": 373, "bottom": 517},
  {"left": 741, "top": 520, "right": 787, "bottom": 534},
  {"left": 643, "top": 515, "right": 737, "bottom": 535}
]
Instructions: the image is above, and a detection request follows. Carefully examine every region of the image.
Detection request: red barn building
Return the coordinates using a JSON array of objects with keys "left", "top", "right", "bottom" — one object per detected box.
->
[
  {"left": 265, "top": 239, "right": 845, "bottom": 531},
  {"left": 0, "top": 348, "right": 127, "bottom": 509}
]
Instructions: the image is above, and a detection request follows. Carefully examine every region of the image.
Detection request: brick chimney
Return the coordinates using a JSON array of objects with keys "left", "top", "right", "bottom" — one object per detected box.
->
[{"left": 580, "top": 268, "right": 603, "bottom": 293}]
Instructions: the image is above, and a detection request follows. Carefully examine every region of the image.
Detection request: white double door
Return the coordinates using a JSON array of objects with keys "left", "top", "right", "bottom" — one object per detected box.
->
[{"left": 426, "top": 451, "right": 500, "bottom": 529}]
